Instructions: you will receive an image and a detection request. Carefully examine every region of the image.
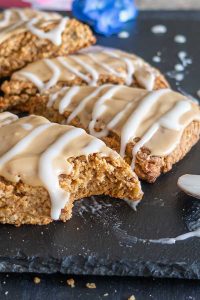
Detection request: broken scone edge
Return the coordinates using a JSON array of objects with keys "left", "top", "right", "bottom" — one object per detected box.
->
[{"left": 0, "top": 113, "right": 142, "bottom": 226}]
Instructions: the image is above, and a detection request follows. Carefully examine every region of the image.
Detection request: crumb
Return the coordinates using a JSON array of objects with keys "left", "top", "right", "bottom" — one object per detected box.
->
[
  {"left": 86, "top": 282, "right": 96, "bottom": 289},
  {"left": 104, "top": 293, "right": 109, "bottom": 296},
  {"left": 128, "top": 296, "right": 136, "bottom": 300},
  {"left": 5, "top": 291, "right": 8, "bottom": 296},
  {"left": 33, "top": 277, "right": 41, "bottom": 284},
  {"left": 67, "top": 278, "right": 75, "bottom": 288}
]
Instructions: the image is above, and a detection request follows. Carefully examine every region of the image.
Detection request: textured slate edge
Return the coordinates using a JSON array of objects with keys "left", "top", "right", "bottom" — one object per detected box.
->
[{"left": 0, "top": 253, "right": 200, "bottom": 279}]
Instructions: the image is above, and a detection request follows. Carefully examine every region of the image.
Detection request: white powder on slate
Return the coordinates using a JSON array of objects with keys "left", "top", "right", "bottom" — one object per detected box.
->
[
  {"left": 152, "top": 56, "right": 161, "bottom": 63},
  {"left": 151, "top": 24, "right": 167, "bottom": 34},
  {"left": 174, "top": 64, "right": 184, "bottom": 72},
  {"left": 118, "top": 31, "right": 130, "bottom": 39},
  {"left": 174, "top": 35, "right": 187, "bottom": 44}
]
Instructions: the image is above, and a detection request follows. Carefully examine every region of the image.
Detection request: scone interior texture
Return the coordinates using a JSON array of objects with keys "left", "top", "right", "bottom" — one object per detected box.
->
[
  {"left": 0, "top": 46, "right": 169, "bottom": 110},
  {"left": 0, "top": 112, "right": 142, "bottom": 225},
  {"left": 9, "top": 85, "right": 200, "bottom": 183}
]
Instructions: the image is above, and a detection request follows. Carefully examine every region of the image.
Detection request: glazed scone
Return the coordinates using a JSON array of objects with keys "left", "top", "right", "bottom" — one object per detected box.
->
[
  {"left": 0, "top": 46, "right": 169, "bottom": 110},
  {"left": 0, "top": 8, "right": 61, "bottom": 29},
  {"left": 0, "top": 15, "right": 96, "bottom": 77},
  {"left": 7, "top": 85, "right": 200, "bottom": 183},
  {"left": 0, "top": 112, "right": 142, "bottom": 226}
]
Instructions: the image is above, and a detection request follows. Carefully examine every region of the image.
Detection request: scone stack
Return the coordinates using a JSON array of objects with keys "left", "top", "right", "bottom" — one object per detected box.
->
[{"left": 0, "top": 8, "right": 199, "bottom": 225}]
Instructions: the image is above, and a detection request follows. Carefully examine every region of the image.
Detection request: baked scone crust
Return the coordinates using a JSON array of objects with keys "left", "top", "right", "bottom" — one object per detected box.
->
[
  {"left": 8, "top": 91, "right": 200, "bottom": 183},
  {"left": 0, "top": 18, "right": 96, "bottom": 77},
  {"left": 0, "top": 47, "right": 169, "bottom": 110},
  {"left": 0, "top": 113, "right": 142, "bottom": 225},
  {"left": 0, "top": 154, "right": 142, "bottom": 226}
]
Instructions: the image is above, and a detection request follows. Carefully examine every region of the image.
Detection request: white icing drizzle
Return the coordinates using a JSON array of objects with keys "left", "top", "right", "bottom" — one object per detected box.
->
[
  {"left": 26, "top": 17, "right": 68, "bottom": 46},
  {"left": 67, "top": 85, "right": 111, "bottom": 124},
  {"left": 131, "top": 100, "right": 191, "bottom": 168},
  {"left": 124, "top": 199, "right": 141, "bottom": 211},
  {"left": 0, "top": 123, "right": 53, "bottom": 182},
  {"left": 0, "top": 115, "right": 115, "bottom": 220},
  {"left": 21, "top": 123, "right": 33, "bottom": 130},
  {"left": 0, "top": 112, "right": 18, "bottom": 127},
  {"left": 87, "top": 53, "right": 123, "bottom": 77},
  {"left": 47, "top": 86, "right": 200, "bottom": 171},
  {"left": 14, "top": 46, "right": 158, "bottom": 91},
  {"left": 120, "top": 89, "right": 170, "bottom": 157},
  {"left": 18, "top": 71, "right": 44, "bottom": 90},
  {"left": 103, "top": 50, "right": 135, "bottom": 86},
  {"left": 39, "top": 127, "right": 84, "bottom": 220},
  {"left": 58, "top": 86, "right": 80, "bottom": 114},
  {"left": 44, "top": 59, "right": 61, "bottom": 91},
  {"left": 58, "top": 57, "right": 92, "bottom": 84},
  {"left": 149, "top": 229, "right": 200, "bottom": 244},
  {"left": 0, "top": 10, "right": 12, "bottom": 27},
  {"left": 178, "top": 174, "right": 200, "bottom": 199},
  {"left": 69, "top": 56, "right": 99, "bottom": 86},
  {"left": 88, "top": 85, "right": 122, "bottom": 138}
]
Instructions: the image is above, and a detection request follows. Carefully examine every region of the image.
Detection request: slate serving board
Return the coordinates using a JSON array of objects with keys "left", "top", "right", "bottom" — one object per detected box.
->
[{"left": 0, "top": 11, "right": 200, "bottom": 280}]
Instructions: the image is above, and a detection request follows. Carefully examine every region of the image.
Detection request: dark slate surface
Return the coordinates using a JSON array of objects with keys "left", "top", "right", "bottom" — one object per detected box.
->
[
  {"left": 0, "top": 11, "right": 200, "bottom": 281},
  {"left": 1, "top": 273, "right": 200, "bottom": 300}
]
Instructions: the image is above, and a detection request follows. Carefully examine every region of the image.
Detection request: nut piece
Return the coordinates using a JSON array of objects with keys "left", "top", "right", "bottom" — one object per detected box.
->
[
  {"left": 33, "top": 277, "right": 41, "bottom": 284},
  {"left": 128, "top": 296, "right": 136, "bottom": 300},
  {"left": 67, "top": 278, "right": 75, "bottom": 288},
  {"left": 86, "top": 282, "right": 96, "bottom": 289}
]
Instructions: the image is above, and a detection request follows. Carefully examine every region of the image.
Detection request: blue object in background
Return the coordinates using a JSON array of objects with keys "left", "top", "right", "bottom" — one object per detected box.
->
[{"left": 72, "top": 0, "right": 137, "bottom": 36}]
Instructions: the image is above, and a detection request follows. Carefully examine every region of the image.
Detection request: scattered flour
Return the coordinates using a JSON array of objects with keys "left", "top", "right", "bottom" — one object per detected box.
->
[{"left": 151, "top": 24, "right": 167, "bottom": 34}]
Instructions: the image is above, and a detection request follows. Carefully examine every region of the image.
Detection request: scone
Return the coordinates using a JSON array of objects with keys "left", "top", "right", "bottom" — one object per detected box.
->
[
  {"left": 6, "top": 85, "right": 199, "bottom": 183},
  {"left": 0, "top": 46, "right": 169, "bottom": 110},
  {"left": 0, "top": 112, "right": 142, "bottom": 226},
  {"left": 0, "top": 8, "right": 61, "bottom": 29},
  {"left": 0, "top": 14, "right": 96, "bottom": 77}
]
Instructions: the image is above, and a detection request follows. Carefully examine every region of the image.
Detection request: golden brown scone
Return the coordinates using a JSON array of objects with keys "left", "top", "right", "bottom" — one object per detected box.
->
[
  {"left": 5, "top": 85, "right": 200, "bottom": 183},
  {"left": 0, "top": 112, "right": 142, "bottom": 226},
  {"left": 0, "top": 16, "right": 96, "bottom": 78},
  {"left": 0, "top": 8, "right": 61, "bottom": 29},
  {"left": 0, "top": 46, "right": 169, "bottom": 110}
]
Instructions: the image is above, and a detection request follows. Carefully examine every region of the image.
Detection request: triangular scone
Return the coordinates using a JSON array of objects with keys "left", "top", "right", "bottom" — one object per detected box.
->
[
  {"left": 0, "top": 112, "right": 142, "bottom": 226},
  {"left": 0, "top": 46, "right": 169, "bottom": 110},
  {"left": 0, "top": 8, "right": 61, "bottom": 29},
  {"left": 0, "top": 15, "right": 95, "bottom": 78},
  {"left": 9, "top": 85, "right": 200, "bottom": 183}
]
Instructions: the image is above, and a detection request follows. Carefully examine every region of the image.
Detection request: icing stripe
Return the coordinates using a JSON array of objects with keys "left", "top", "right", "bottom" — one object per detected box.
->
[
  {"left": 0, "top": 123, "right": 52, "bottom": 173},
  {"left": 120, "top": 89, "right": 170, "bottom": 157},
  {"left": 70, "top": 56, "right": 99, "bottom": 86},
  {"left": 26, "top": 17, "right": 68, "bottom": 46},
  {"left": 0, "top": 115, "right": 114, "bottom": 220},
  {"left": 67, "top": 85, "right": 112, "bottom": 124},
  {"left": 58, "top": 57, "right": 91, "bottom": 84},
  {"left": 59, "top": 86, "right": 80, "bottom": 114},
  {"left": 39, "top": 127, "right": 84, "bottom": 220},
  {"left": 88, "top": 85, "right": 122, "bottom": 138}
]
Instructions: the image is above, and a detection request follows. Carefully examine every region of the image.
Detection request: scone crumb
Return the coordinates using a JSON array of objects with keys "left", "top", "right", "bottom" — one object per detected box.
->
[
  {"left": 128, "top": 295, "right": 136, "bottom": 300},
  {"left": 86, "top": 282, "right": 96, "bottom": 289},
  {"left": 67, "top": 278, "right": 75, "bottom": 288},
  {"left": 33, "top": 277, "right": 41, "bottom": 284},
  {"left": 104, "top": 293, "right": 109, "bottom": 296}
]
